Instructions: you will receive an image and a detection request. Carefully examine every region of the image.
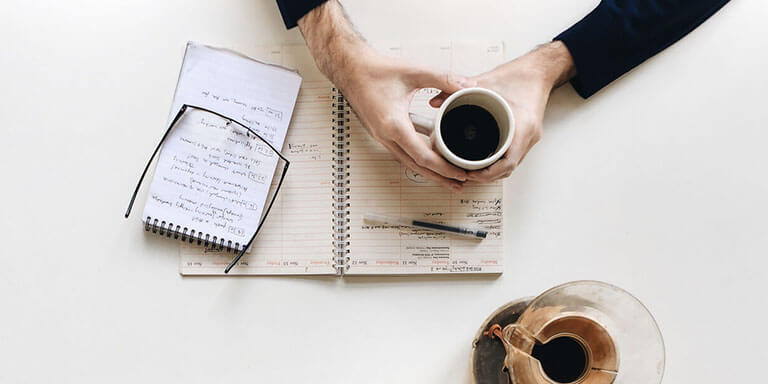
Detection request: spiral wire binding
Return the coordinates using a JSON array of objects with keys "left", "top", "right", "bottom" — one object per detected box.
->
[
  {"left": 331, "top": 88, "right": 351, "bottom": 275},
  {"left": 144, "top": 216, "right": 242, "bottom": 253}
]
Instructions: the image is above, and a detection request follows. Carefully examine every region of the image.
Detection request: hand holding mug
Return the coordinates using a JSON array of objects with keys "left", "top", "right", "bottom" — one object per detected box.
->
[
  {"left": 296, "top": 1, "right": 473, "bottom": 191},
  {"left": 429, "top": 42, "right": 577, "bottom": 182},
  {"left": 410, "top": 87, "right": 515, "bottom": 171}
]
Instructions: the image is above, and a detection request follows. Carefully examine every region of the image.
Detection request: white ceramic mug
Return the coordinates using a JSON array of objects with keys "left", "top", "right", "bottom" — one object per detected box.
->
[{"left": 410, "top": 87, "right": 515, "bottom": 171}]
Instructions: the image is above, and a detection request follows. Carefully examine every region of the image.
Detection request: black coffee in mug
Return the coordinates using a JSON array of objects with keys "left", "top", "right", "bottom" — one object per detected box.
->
[{"left": 440, "top": 104, "right": 500, "bottom": 161}]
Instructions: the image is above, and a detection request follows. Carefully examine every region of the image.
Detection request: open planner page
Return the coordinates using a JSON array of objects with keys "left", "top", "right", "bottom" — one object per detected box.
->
[
  {"left": 346, "top": 41, "right": 506, "bottom": 274},
  {"left": 180, "top": 46, "right": 337, "bottom": 275}
]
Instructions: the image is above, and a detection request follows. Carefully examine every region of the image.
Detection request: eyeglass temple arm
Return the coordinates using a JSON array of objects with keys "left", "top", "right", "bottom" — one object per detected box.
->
[
  {"left": 124, "top": 105, "right": 189, "bottom": 218},
  {"left": 224, "top": 161, "right": 291, "bottom": 274}
]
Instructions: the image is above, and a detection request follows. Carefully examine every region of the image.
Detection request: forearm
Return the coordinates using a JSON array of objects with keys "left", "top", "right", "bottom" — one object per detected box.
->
[
  {"left": 528, "top": 41, "right": 577, "bottom": 91},
  {"left": 486, "top": 41, "right": 576, "bottom": 100},
  {"left": 297, "top": 0, "right": 370, "bottom": 90}
]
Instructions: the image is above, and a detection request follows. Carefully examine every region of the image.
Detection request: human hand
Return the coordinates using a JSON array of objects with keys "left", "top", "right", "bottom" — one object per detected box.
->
[
  {"left": 298, "top": 0, "right": 472, "bottom": 191},
  {"left": 430, "top": 41, "right": 576, "bottom": 182},
  {"left": 339, "top": 49, "right": 478, "bottom": 191}
]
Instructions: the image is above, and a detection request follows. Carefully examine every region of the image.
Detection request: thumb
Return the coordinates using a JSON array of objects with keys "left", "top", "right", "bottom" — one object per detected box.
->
[
  {"left": 429, "top": 91, "right": 450, "bottom": 108},
  {"left": 410, "top": 68, "right": 476, "bottom": 93}
]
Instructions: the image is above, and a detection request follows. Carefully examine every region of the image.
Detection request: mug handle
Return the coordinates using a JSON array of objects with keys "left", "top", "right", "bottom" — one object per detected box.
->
[{"left": 409, "top": 112, "right": 434, "bottom": 136}]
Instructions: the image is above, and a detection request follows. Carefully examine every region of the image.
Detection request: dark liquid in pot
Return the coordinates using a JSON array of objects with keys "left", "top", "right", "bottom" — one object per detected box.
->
[{"left": 531, "top": 336, "right": 588, "bottom": 383}]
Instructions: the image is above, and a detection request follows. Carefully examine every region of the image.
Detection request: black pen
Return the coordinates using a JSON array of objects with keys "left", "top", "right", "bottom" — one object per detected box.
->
[{"left": 363, "top": 213, "right": 487, "bottom": 239}]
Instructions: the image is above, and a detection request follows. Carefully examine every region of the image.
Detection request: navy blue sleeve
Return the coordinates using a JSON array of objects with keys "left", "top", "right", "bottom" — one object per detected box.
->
[
  {"left": 276, "top": 0, "right": 328, "bottom": 29},
  {"left": 555, "top": 0, "right": 730, "bottom": 98}
]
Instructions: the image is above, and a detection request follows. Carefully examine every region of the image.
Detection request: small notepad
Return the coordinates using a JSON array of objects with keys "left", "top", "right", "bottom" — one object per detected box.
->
[{"left": 140, "top": 42, "right": 302, "bottom": 251}]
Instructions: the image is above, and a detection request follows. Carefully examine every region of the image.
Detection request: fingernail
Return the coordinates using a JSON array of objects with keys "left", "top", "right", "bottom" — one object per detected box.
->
[{"left": 460, "top": 79, "right": 477, "bottom": 88}]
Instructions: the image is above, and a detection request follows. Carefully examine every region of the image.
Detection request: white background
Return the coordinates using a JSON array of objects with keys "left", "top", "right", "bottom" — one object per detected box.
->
[{"left": 1, "top": 0, "right": 766, "bottom": 382}]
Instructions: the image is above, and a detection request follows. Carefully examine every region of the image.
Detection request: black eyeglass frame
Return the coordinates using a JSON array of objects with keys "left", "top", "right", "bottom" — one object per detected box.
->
[{"left": 124, "top": 104, "right": 290, "bottom": 274}]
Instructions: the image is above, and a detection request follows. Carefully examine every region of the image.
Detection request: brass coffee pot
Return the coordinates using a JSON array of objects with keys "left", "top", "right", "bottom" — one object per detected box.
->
[{"left": 471, "top": 281, "right": 665, "bottom": 384}]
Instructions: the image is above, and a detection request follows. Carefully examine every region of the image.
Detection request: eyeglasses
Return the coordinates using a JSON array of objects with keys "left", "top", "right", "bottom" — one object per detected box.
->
[{"left": 124, "top": 104, "right": 290, "bottom": 273}]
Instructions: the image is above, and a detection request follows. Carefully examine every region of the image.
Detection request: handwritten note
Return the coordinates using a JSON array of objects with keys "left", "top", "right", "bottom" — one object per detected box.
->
[
  {"left": 169, "top": 42, "right": 302, "bottom": 149},
  {"left": 141, "top": 42, "right": 302, "bottom": 251},
  {"left": 143, "top": 108, "right": 280, "bottom": 249}
]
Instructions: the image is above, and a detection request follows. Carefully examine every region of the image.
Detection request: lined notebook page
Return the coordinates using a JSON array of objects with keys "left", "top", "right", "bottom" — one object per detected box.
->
[
  {"left": 346, "top": 41, "right": 505, "bottom": 275},
  {"left": 180, "top": 46, "right": 337, "bottom": 275}
]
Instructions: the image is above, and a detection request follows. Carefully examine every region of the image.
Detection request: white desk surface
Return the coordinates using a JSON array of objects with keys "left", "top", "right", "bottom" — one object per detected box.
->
[{"left": 1, "top": 0, "right": 766, "bottom": 382}]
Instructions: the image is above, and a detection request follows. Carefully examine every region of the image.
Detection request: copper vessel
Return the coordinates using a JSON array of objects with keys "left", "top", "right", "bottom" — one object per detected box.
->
[{"left": 471, "top": 281, "right": 664, "bottom": 384}]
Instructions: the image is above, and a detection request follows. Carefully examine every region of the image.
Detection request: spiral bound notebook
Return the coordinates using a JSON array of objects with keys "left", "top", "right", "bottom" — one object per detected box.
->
[
  {"left": 179, "top": 42, "right": 506, "bottom": 276},
  {"left": 139, "top": 42, "right": 302, "bottom": 254}
]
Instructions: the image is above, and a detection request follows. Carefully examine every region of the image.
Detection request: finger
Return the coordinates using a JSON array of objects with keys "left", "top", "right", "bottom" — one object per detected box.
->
[
  {"left": 487, "top": 140, "right": 536, "bottom": 181},
  {"left": 468, "top": 135, "right": 532, "bottom": 183},
  {"left": 428, "top": 75, "right": 478, "bottom": 108},
  {"left": 429, "top": 91, "right": 450, "bottom": 108},
  {"left": 393, "top": 119, "right": 468, "bottom": 181},
  {"left": 382, "top": 141, "right": 464, "bottom": 192},
  {"left": 410, "top": 68, "right": 476, "bottom": 94},
  {"left": 409, "top": 112, "right": 434, "bottom": 135}
]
